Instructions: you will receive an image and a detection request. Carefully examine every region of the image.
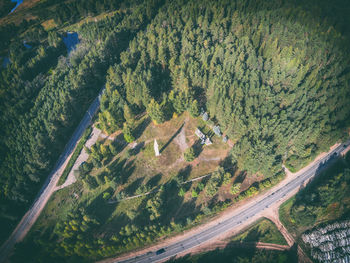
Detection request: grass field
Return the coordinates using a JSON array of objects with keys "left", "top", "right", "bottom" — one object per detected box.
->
[
  {"left": 232, "top": 218, "right": 287, "bottom": 246},
  {"left": 17, "top": 112, "right": 286, "bottom": 262}
]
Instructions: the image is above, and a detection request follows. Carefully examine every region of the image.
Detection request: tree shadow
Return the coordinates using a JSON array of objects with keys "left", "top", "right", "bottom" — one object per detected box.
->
[
  {"left": 147, "top": 173, "right": 162, "bottom": 188},
  {"left": 133, "top": 194, "right": 155, "bottom": 226},
  {"left": 219, "top": 155, "right": 236, "bottom": 169},
  {"left": 173, "top": 199, "right": 199, "bottom": 225},
  {"left": 129, "top": 141, "right": 145, "bottom": 156},
  {"left": 177, "top": 165, "right": 192, "bottom": 182},
  {"left": 161, "top": 179, "right": 186, "bottom": 222},
  {"left": 102, "top": 212, "right": 131, "bottom": 237},
  {"left": 240, "top": 227, "right": 261, "bottom": 243},
  {"left": 160, "top": 122, "right": 185, "bottom": 153},
  {"left": 133, "top": 117, "right": 151, "bottom": 140},
  {"left": 234, "top": 171, "right": 246, "bottom": 184},
  {"left": 149, "top": 64, "right": 172, "bottom": 100},
  {"left": 120, "top": 159, "right": 136, "bottom": 184},
  {"left": 125, "top": 177, "right": 145, "bottom": 195},
  {"left": 192, "top": 139, "right": 204, "bottom": 157},
  {"left": 112, "top": 133, "right": 128, "bottom": 152},
  {"left": 86, "top": 191, "right": 118, "bottom": 224},
  {"left": 108, "top": 158, "right": 135, "bottom": 184}
]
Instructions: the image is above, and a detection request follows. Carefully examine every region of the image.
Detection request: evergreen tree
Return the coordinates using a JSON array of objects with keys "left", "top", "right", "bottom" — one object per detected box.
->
[
  {"left": 123, "top": 123, "right": 135, "bottom": 143},
  {"left": 147, "top": 99, "right": 165, "bottom": 124},
  {"left": 189, "top": 100, "right": 200, "bottom": 117}
]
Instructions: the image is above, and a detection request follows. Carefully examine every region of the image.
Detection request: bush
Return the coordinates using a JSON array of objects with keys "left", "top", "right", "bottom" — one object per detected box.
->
[
  {"left": 103, "top": 192, "right": 111, "bottom": 200},
  {"left": 123, "top": 123, "right": 135, "bottom": 143},
  {"left": 178, "top": 188, "right": 186, "bottom": 197},
  {"left": 230, "top": 183, "right": 241, "bottom": 195},
  {"left": 184, "top": 147, "right": 195, "bottom": 162},
  {"left": 223, "top": 172, "right": 232, "bottom": 185}
]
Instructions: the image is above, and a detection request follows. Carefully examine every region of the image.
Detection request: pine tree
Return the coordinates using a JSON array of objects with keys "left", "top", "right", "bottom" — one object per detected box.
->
[
  {"left": 123, "top": 104, "right": 135, "bottom": 125},
  {"left": 189, "top": 99, "right": 200, "bottom": 117},
  {"left": 123, "top": 123, "right": 135, "bottom": 143},
  {"left": 147, "top": 99, "right": 165, "bottom": 124}
]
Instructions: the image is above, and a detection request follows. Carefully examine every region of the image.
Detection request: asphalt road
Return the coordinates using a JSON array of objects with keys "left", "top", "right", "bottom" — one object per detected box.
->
[
  {"left": 116, "top": 139, "right": 350, "bottom": 263},
  {"left": 0, "top": 89, "right": 104, "bottom": 263}
]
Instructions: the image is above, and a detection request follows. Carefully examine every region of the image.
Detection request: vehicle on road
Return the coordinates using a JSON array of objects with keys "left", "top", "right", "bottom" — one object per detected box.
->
[{"left": 156, "top": 248, "right": 165, "bottom": 255}]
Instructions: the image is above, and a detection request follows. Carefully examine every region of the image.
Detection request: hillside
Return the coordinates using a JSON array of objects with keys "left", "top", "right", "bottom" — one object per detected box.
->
[{"left": 1, "top": 0, "right": 350, "bottom": 261}]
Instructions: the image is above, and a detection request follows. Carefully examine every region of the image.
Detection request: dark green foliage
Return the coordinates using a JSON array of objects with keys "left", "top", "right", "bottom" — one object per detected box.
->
[
  {"left": 123, "top": 123, "right": 135, "bottom": 143},
  {"left": 290, "top": 155, "right": 350, "bottom": 226},
  {"left": 147, "top": 98, "right": 165, "bottom": 124},
  {"left": 99, "top": 0, "right": 350, "bottom": 180},
  {"left": 2, "top": 0, "right": 350, "bottom": 260},
  {"left": 0, "top": 0, "right": 16, "bottom": 18},
  {"left": 205, "top": 168, "right": 224, "bottom": 197},
  {"left": 189, "top": 100, "right": 200, "bottom": 118},
  {"left": 0, "top": 0, "right": 164, "bottom": 245}
]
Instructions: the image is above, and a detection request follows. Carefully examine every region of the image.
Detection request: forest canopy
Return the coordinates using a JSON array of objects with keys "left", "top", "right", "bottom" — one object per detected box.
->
[
  {"left": 98, "top": 0, "right": 350, "bottom": 177},
  {"left": 0, "top": 0, "right": 350, "bottom": 256}
]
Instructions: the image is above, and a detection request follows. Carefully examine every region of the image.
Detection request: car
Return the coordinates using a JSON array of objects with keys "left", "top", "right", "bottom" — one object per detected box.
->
[{"left": 156, "top": 248, "right": 166, "bottom": 255}]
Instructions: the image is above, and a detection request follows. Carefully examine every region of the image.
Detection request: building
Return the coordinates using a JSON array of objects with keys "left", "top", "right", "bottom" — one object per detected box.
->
[{"left": 195, "top": 128, "right": 212, "bottom": 146}]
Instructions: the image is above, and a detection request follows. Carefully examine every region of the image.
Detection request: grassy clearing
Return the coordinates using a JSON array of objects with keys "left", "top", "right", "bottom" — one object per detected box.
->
[
  {"left": 57, "top": 126, "right": 92, "bottom": 186},
  {"left": 17, "top": 113, "right": 288, "bottom": 262},
  {"left": 232, "top": 218, "right": 287, "bottom": 246},
  {"left": 279, "top": 197, "right": 297, "bottom": 235}
]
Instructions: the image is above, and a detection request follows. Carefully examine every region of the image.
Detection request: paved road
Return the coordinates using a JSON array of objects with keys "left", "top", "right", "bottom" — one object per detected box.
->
[
  {"left": 116, "top": 139, "right": 350, "bottom": 263},
  {"left": 0, "top": 90, "right": 104, "bottom": 263}
]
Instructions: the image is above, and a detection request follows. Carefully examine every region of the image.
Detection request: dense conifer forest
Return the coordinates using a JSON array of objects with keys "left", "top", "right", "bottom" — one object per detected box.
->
[
  {"left": 99, "top": 0, "right": 350, "bottom": 176},
  {"left": 0, "top": 0, "right": 350, "bottom": 261}
]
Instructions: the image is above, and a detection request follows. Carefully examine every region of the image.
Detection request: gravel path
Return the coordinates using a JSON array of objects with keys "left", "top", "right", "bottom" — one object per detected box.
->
[{"left": 54, "top": 126, "right": 102, "bottom": 191}]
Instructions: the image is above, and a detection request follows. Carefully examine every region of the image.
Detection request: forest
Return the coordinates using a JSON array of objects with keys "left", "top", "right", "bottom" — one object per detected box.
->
[
  {"left": 0, "top": 0, "right": 164, "bottom": 245},
  {"left": 98, "top": 0, "right": 350, "bottom": 176},
  {"left": 0, "top": 0, "right": 16, "bottom": 18},
  {"left": 1, "top": 0, "right": 350, "bottom": 261},
  {"left": 289, "top": 152, "right": 350, "bottom": 227}
]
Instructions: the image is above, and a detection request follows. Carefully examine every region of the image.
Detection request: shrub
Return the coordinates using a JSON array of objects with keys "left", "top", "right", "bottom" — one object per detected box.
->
[
  {"left": 103, "top": 192, "right": 111, "bottom": 200},
  {"left": 223, "top": 172, "right": 232, "bottom": 185},
  {"left": 184, "top": 147, "right": 195, "bottom": 162},
  {"left": 230, "top": 183, "right": 241, "bottom": 195},
  {"left": 178, "top": 188, "right": 186, "bottom": 197}
]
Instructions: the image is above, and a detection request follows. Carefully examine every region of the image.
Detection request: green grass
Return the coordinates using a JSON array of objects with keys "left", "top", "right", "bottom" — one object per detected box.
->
[
  {"left": 232, "top": 218, "right": 287, "bottom": 246},
  {"left": 57, "top": 126, "right": 92, "bottom": 186},
  {"left": 279, "top": 197, "right": 297, "bottom": 235},
  {"left": 285, "top": 151, "right": 319, "bottom": 173},
  {"left": 16, "top": 113, "right": 288, "bottom": 262},
  {"left": 167, "top": 246, "right": 295, "bottom": 263}
]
